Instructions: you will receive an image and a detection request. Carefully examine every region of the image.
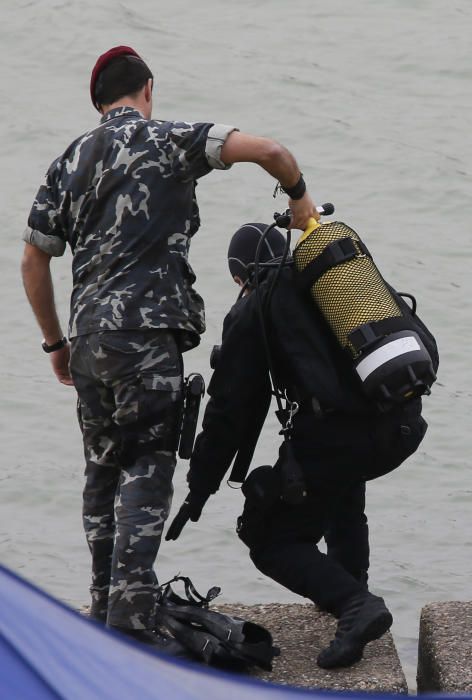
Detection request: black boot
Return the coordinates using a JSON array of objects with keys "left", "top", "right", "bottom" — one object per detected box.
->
[
  {"left": 109, "top": 625, "right": 191, "bottom": 658},
  {"left": 317, "top": 570, "right": 369, "bottom": 619},
  {"left": 317, "top": 593, "right": 393, "bottom": 669},
  {"left": 89, "top": 599, "right": 108, "bottom": 623}
]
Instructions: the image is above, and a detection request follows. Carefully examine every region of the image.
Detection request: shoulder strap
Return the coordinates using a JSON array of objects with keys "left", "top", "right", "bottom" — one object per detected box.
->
[
  {"left": 348, "top": 316, "right": 418, "bottom": 354},
  {"left": 228, "top": 387, "right": 271, "bottom": 485}
]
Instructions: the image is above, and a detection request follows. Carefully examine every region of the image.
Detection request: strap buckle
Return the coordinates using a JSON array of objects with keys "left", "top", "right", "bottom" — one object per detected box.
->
[{"left": 281, "top": 392, "right": 299, "bottom": 435}]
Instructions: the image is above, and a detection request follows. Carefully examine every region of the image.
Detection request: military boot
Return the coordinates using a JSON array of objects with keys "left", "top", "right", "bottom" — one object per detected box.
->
[
  {"left": 88, "top": 599, "right": 108, "bottom": 623},
  {"left": 317, "top": 592, "right": 392, "bottom": 669}
]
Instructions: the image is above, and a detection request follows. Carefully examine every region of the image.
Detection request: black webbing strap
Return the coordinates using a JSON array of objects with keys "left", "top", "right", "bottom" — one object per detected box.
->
[
  {"left": 297, "top": 237, "right": 371, "bottom": 290},
  {"left": 348, "top": 316, "right": 417, "bottom": 354},
  {"left": 228, "top": 411, "right": 267, "bottom": 484},
  {"left": 158, "top": 575, "right": 221, "bottom": 607},
  {"left": 228, "top": 222, "right": 297, "bottom": 487}
]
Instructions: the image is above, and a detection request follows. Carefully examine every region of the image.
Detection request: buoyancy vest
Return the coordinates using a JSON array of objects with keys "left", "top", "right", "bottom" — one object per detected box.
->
[{"left": 156, "top": 576, "right": 279, "bottom": 671}]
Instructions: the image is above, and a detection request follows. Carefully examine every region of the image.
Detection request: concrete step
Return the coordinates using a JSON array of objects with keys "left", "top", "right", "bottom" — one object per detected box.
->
[
  {"left": 81, "top": 601, "right": 407, "bottom": 693},
  {"left": 417, "top": 601, "right": 472, "bottom": 693},
  {"left": 216, "top": 603, "right": 407, "bottom": 693}
]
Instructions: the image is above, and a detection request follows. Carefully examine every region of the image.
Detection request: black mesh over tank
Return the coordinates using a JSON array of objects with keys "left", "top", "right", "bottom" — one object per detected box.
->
[{"left": 293, "top": 221, "right": 402, "bottom": 357}]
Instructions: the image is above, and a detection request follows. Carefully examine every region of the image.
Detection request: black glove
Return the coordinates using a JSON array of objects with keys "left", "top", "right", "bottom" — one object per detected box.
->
[{"left": 165, "top": 491, "right": 210, "bottom": 541}]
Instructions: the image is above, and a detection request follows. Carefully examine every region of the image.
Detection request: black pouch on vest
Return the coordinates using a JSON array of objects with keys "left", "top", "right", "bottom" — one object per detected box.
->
[
  {"left": 276, "top": 440, "right": 308, "bottom": 506},
  {"left": 237, "top": 466, "right": 281, "bottom": 550},
  {"left": 365, "top": 400, "right": 428, "bottom": 480}
]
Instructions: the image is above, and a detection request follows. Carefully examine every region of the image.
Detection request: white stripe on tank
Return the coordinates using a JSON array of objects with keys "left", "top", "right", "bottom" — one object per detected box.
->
[{"left": 356, "top": 336, "right": 421, "bottom": 382}]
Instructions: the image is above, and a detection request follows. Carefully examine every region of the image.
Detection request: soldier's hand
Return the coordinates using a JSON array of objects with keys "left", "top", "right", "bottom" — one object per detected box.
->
[
  {"left": 289, "top": 191, "right": 320, "bottom": 230},
  {"left": 51, "top": 344, "right": 74, "bottom": 386},
  {"left": 165, "top": 491, "right": 209, "bottom": 541}
]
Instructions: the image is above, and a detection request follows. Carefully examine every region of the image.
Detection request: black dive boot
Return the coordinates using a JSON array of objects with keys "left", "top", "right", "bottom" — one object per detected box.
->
[{"left": 317, "top": 593, "right": 392, "bottom": 669}]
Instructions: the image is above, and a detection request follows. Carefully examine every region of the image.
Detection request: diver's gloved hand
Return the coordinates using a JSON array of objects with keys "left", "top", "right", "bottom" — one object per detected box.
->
[{"left": 165, "top": 491, "right": 210, "bottom": 541}]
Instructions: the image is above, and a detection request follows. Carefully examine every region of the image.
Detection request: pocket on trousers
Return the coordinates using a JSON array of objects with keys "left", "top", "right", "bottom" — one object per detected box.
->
[
  {"left": 113, "top": 372, "right": 183, "bottom": 463},
  {"left": 95, "top": 331, "right": 143, "bottom": 356},
  {"left": 140, "top": 371, "right": 182, "bottom": 395},
  {"left": 139, "top": 374, "right": 183, "bottom": 450},
  {"left": 96, "top": 330, "right": 181, "bottom": 375}
]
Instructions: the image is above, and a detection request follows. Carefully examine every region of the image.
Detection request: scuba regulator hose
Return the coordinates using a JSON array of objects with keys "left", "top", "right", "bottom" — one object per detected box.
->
[
  {"left": 251, "top": 204, "right": 335, "bottom": 506},
  {"left": 252, "top": 204, "right": 335, "bottom": 417}
]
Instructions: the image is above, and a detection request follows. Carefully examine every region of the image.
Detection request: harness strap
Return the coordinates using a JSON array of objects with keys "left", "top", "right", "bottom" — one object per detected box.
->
[
  {"left": 158, "top": 575, "right": 220, "bottom": 607},
  {"left": 297, "top": 237, "right": 371, "bottom": 290},
  {"left": 229, "top": 430, "right": 262, "bottom": 485},
  {"left": 348, "top": 316, "right": 416, "bottom": 354}
]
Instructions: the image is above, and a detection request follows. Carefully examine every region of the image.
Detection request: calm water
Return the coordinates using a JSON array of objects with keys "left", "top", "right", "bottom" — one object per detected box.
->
[{"left": 1, "top": 0, "right": 471, "bottom": 689}]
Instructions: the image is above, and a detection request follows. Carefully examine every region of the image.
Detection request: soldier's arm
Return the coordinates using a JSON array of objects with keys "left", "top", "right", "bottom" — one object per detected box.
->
[
  {"left": 21, "top": 243, "right": 73, "bottom": 386},
  {"left": 220, "top": 131, "right": 318, "bottom": 230}
]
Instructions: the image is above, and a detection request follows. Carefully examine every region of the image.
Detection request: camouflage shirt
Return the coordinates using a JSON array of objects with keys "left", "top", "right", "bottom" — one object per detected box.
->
[{"left": 24, "top": 106, "right": 237, "bottom": 350}]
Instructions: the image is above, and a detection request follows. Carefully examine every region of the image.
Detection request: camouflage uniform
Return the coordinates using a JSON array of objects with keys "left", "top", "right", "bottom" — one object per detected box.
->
[{"left": 24, "top": 106, "right": 237, "bottom": 629}]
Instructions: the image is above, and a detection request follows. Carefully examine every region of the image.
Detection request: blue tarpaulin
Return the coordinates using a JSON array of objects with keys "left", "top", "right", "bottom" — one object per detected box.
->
[{"left": 0, "top": 564, "right": 450, "bottom": 699}]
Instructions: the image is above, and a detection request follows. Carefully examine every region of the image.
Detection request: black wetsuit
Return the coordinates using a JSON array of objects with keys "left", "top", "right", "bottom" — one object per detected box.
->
[{"left": 188, "top": 265, "right": 428, "bottom": 615}]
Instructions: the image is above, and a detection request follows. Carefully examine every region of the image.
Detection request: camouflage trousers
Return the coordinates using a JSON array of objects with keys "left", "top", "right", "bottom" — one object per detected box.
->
[{"left": 70, "top": 330, "right": 183, "bottom": 630}]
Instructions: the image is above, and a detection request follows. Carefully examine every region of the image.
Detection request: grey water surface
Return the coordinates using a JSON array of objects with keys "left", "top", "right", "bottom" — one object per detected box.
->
[{"left": 1, "top": 0, "right": 471, "bottom": 689}]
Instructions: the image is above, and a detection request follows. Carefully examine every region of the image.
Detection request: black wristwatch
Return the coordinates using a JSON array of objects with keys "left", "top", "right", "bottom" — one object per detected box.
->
[
  {"left": 42, "top": 336, "right": 68, "bottom": 353},
  {"left": 281, "top": 173, "right": 306, "bottom": 200}
]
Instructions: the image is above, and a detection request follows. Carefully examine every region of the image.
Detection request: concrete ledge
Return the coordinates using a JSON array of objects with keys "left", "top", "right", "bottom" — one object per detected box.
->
[
  {"left": 417, "top": 601, "right": 472, "bottom": 693},
  {"left": 216, "top": 603, "right": 407, "bottom": 693},
  {"left": 81, "top": 602, "right": 407, "bottom": 692}
]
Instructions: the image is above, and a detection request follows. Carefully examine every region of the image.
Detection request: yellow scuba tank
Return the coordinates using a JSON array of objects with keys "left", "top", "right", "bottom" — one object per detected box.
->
[{"left": 293, "top": 217, "right": 436, "bottom": 404}]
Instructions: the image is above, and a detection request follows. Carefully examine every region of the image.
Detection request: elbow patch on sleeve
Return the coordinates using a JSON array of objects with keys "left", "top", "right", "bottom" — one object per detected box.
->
[
  {"left": 22, "top": 228, "right": 66, "bottom": 257},
  {"left": 205, "top": 124, "right": 239, "bottom": 170}
]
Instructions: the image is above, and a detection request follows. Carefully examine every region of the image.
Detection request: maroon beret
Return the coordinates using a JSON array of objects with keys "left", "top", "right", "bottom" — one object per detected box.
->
[{"left": 90, "top": 45, "right": 142, "bottom": 111}]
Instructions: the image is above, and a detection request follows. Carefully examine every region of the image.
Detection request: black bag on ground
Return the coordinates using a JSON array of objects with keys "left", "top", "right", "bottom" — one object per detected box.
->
[{"left": 155, "top": 576, "right": 279, "bottom": 671}]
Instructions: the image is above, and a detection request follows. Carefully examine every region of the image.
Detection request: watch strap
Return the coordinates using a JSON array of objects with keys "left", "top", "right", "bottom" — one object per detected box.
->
[
  {"left": 282, "top": 173, "right": 306, "bottom": 200},
  {"left": 42, "top": 336, "right": 68, "bottom": 353}
]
